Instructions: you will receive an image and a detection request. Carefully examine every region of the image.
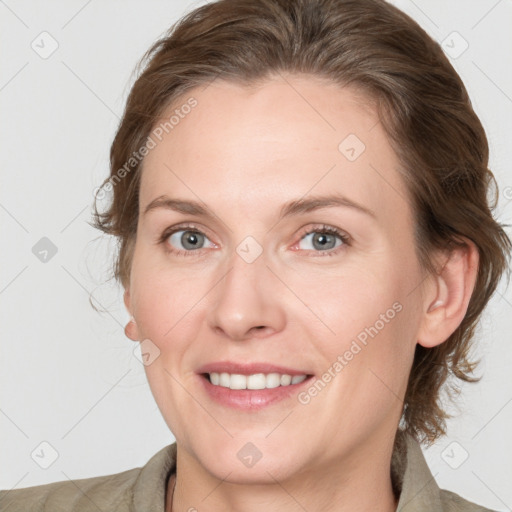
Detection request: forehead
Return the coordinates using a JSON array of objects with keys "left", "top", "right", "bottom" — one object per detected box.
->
[{"left": 139, "top": 74, "right": 410, "bottom": 222}]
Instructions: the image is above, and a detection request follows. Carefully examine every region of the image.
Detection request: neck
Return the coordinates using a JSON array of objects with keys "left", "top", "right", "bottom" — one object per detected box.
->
[{"left": 166, "top": 436, "right": 399, "bottom": 512}]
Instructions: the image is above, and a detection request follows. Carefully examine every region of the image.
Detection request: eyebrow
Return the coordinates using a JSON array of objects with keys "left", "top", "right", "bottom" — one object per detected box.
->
[{"left": 143, "top": 194, "right": 376, "bottom": 221}]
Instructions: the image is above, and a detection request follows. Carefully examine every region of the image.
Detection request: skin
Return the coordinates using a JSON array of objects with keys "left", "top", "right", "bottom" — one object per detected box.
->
[{"left": 124, "top": 74, "right": 479, "bottom": 512}]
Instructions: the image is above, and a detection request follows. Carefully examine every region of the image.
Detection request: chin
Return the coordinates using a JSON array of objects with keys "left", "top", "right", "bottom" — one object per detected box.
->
[
  {"left": 189, "top": 436, "right": 306, "bottom": 484},
  {"left": 207, "top": 455, "right": 300, "bottom": 485}
]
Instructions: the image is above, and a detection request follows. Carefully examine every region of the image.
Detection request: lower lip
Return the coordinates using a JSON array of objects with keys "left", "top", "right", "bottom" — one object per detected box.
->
[{"left": 198, "top": 374, "right": 314, "bottom": 410}]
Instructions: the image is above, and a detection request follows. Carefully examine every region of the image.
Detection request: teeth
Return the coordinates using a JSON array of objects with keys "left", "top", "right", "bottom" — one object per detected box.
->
[
  {"left": 207, "top": 372, "right": 308, "bottom": 390},
  {"left": 280, "top": 374, "right": 292, "bottom": 386},
  {"left": 247, "top": 373, "right": 266, "bottom": 390}
]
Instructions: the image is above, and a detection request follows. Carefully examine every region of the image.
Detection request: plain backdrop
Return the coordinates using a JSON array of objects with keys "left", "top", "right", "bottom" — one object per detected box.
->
[{"left": 1, "top": 0, "right": 511, "bottom": 510}]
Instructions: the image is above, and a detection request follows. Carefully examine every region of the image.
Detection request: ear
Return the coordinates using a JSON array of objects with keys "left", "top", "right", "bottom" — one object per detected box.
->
[
  {"left": 123, "top": 287, "right": 141, "bottom": 342},
  {"left": 417, "top": 239, "right": 479, "bottom": 348}
]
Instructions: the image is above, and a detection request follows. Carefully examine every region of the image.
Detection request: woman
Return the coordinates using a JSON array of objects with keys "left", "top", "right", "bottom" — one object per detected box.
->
[{"left": 1, "top": 0, "right": 510, "bottom": 510}]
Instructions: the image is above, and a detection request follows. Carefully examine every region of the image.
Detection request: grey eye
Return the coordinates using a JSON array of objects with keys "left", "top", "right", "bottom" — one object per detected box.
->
[
  {"left": 169, "top": 230, "right": 213, "bottom": 251},
  {"left": 298, "top": 231, "right": 343, "bottom": 251}
]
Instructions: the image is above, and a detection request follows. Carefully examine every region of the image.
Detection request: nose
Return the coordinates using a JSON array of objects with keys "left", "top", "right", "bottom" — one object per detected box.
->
[{"left": 206, "top": 247, "right": 286, "bottom": 342}]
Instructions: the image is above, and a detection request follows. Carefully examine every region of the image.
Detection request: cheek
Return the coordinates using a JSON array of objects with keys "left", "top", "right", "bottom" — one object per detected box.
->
[
  {"left": 129, "top": 248, "right": 207, "bottom": 343},
  {"left": 309, "top": 262, "right": 401, "bottom": 335},
  {"left": 312, "top": 252, "right": 420, "bottom": 377}
]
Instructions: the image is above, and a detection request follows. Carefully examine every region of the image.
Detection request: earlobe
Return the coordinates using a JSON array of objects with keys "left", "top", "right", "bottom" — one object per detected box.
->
[
  {"left": 417, "top": 239, "right": 479, "bottom": 349},
  {"left": 123, "top": 287, "right": 140, "bottom": 342},
  {"left": 124, "top": 320, "right": 140, "bottom": 342}
]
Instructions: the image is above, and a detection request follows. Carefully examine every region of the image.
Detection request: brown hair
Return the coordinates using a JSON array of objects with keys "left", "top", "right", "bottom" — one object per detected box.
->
[{"left": 91, "top": 0, "right": 511, "bottom": 443}]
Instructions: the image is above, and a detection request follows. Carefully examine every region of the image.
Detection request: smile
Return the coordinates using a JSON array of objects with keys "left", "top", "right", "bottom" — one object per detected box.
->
[{"left": 207, "top": 372, "right": 308, "bottom": 390}]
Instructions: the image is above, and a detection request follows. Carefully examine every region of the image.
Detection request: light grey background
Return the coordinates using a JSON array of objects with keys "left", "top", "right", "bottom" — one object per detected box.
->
[{"left": 1, "top": 0, "right": 511, "bottom": 510}]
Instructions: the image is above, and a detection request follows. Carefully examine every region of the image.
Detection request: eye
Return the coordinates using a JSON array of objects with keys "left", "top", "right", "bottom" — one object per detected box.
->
[
  {"left": 159, "top": 224, "right": 216, "bottom": 256},
  {"left": 170, "top": 230, "right": 213, "bottom": 251},
  {"left": 295, "top": 225, "right": 350, "bottom": 256}
]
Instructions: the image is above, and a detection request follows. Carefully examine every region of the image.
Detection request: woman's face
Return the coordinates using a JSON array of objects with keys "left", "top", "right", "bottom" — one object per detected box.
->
[{"left": 125, "top": 74, "right": 428, "bottom": 482}]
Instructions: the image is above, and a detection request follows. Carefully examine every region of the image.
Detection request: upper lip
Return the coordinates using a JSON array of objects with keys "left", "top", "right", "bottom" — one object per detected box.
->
[{"left": 196, "top": 361, "right": 312, "bottom": 376}]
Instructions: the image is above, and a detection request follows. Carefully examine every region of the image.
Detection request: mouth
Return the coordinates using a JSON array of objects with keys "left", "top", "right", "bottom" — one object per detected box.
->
[
  {"left": 202, "top": 372, "right": 309, "bottom": 390},
  {"left": 196, "top": 362, "right": 315, "bottom": 410}
]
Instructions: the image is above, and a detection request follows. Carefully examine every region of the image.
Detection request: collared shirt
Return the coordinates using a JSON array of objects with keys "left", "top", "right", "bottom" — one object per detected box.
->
[{"left": 0, "top": 432, "right": 495, "bottom": 511}]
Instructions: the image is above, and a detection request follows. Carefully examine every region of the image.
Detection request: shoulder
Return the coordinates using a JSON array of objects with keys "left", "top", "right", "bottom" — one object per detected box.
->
[
  {"left": 439, "top": 488, "right": 497, "bottom": 512},
  {"left": 0, "top": 443, "right": 177, "bottom": 512},
  {"left": 0, "top": 466, "right": 140, "bottom": 512},
  {"left": 396, "top": 432, "right": 497, "bottom": 512}
]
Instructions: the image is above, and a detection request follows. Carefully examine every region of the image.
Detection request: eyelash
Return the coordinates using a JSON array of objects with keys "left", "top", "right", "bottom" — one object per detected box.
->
[
  {"left": 157, "top": 223, "right": 351, "bottom": 258},
  {"left": 295, "top": 225, "right": 351, "bottom": 257}
]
